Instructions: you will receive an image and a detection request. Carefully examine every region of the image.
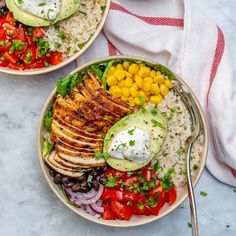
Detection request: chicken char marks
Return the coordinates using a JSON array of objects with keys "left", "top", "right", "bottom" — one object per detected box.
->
[{"left": 49, "top": 72, "right": 133, "bottom": 176}]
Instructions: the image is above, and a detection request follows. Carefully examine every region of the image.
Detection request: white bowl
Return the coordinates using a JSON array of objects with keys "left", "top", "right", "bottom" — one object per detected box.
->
[{"left": 37, "top": 56, "right": 208, "bottom": 227}]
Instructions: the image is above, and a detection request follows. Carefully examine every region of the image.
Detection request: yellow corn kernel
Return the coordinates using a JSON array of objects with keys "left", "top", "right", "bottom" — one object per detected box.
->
[
  {"left": 160, "top": 83, "right": 169, "bottom": 96},
  {"left": 107, "top": 75, "right": 118, "bottom": 86},
  {"left": 154, "top": 74, "right": 165, "bottom": 84},
  {"left": 116, "top": 64, "right": 123, "bottom": 70},
  {"left": 151, "top": 83, "right": 160, "bottom": 95},
  {"left": 121, "top": 96, "right": 128, "bottom": 102},
  {"left": 123, "top": 61, "right": 129, "bottom": 70},
  {"left": 107, "top": 66, "right": 115, "bottom": 76},
  {"left": 143, "top": 82, "right": 151, "bottom": 92},
  {"left": 138, "top": 66, "right": 151, "bottom": 77},
  {"left": 150, "top": 70, "right": 156, "bottom": 78},
  {"left": 145, "top": 91, "right": 151, "bottom": 96},
  {"left": 150, "top": 95, "right": 163, "bottom": 104},
  {"left": 118, "top": 79, "right": 125, "bottom": 88},
  {"left": 125, "top": 71, "right": 132, "bottom": 78},
  {"left": 139, "top": 63, "right": 145, "bottom": 68},
  {"left": 122, "top": 87, "right": 130, "bottom": 97},
  {"left": 164, "top": 79, "right": 173, "bottom": 89},
  {"left": 137, "top": 91, "right": 146, "bottom": 100},
  {"left": 130, "top": 87, "right": 138, "bottom": 97},
  {"left": 134, "top": 96, "right": 145, "bottom": 105},
  {"left": 141, "top": 102, "right": 148, "bottom": 108},
  {"left": 132, "top": 83, "right": 138, "bottom": 90},
  {"left": 128, "top": 64, "right": 140, "bottom": 75},
  {"left": 144, "top": 76, "right": 153, "bottom": 84},
  {"left": 114, "top": 69, "right": 126, "bottom": 81},
  {"left": 109, "top": 86, "right": 122, "bottom": 97},
  {"left": 124, "top": 77, "right": 133, "bottom": 88},
  {"left": 135, "top": 76, "right": 143, "bottom": 89},
  {"left": 128, "top": 97, "right": 135, "bottom": 107}
]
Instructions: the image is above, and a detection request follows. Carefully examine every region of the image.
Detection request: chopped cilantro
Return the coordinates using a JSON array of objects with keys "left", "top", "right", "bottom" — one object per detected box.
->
[
  {"left": 0, "top": 40, "right": 7, "bottom": 46},
  {"left": 87, "top": 174, "right": 93, "bottom": 183},
  {"left": 105, "top": 177, "right": 117, "bottom": 187},
  {"left": 129, "top": 140, "right": 135, "bottom": 146},
  {"left": 127, "top": 171, "right": 133, "bottom": 176},
  {"left": 137, "top": 202, "right": 144, "bottom": 210},
  {"left": 57, "top": 31, "right": 65, "bottom": 39},
  {"left": 137, "top": 96, "right": 145, "bottom": 105},
  {"left": 101, "top": 6, "right": 106, "bottom": 12},
  {"left": 116, "top": 143, "right": 126, "bottom": 150},
  {"left": 38, "top": 2, "right": 46, "bottom": 6},
  {"left": 200, "top": 191, "right": 208, "bottom": 197},
  {"left": 128, "top": 128, "right": 135, "bottom": 135},
  {"left": 151, "top": 119, "right": 165, "bottom": 129},
  {"left": 177, "top": 147, "right": 188, "bottom": 155},
  {"left": 78, "top": 43, "right": 84, "bottom": 49},
  {"left": 76, "top": 167, "right": 84, "bottom": 173},
  {"left": 150, "top": 109, "right": 158, "bottom": 116},
  {"left": 147, "top": 198, "right": 156, "bottom": 207},
  {"left": 154, "top": 160, "right": 161, "bottom": 171},
  {"left": 54, "top": 42, "right": 61, "bottom": 50},
  {"left": 127, "top": 200, "right": 133, "bottom": 206},
  {"left": 103, "top": 115, "right": 109, "bottom": 121},
  {"left": 161, "top": 168, "right": 175, "bottom": 190},
  {"left": 193, "top": 164, "right": 199, "bottom": 170},
  {"left": 94, "top": 151, "right": 104, "bottom": 160},
  {"left": 9, "top": 40, "right": 24, "bottom": 54}
]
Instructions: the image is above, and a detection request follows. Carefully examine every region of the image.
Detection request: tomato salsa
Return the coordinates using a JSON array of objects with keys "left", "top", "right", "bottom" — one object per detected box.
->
[
  {"left": 0, "top": 12, "right": 63, "bottom": 70},
  {"left": 101, "top": 164, "right": 177, "bottom": 220}
]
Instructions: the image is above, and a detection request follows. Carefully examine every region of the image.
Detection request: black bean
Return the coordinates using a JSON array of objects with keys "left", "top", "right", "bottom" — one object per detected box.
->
[
  {"left": 49, "top": 169, "right": 56, "bottom": 177},
  {"left": 76, "top": 175, "right": 87, "bottom": 183},
  {"left": 53, "top": 174, "right": 62, "bottom": 184},
  {"left": 92, "top": 179, "right": 99, "bottom": 191},
  {"left": 81, "top": 180, "right": 87, "bottom": 188},
  {"left": 91, "top": 170, "right": 99, "bottom": 177},
  {"left": 80, "top": 186, "right": 88, "bottom": 193},
  {"left": 71, "top": 183, "right": 81, "bottom": 193},
  {"left": 99, "top": 176, "right": 107, "bottom": 185},
  {"left": 62, "top": 177, "right": 70, "bottom": 184}
]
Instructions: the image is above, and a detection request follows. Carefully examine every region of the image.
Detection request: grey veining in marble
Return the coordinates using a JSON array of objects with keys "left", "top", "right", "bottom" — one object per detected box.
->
[{"left": 0, "top": 1, "right": 236, "bottom": 236}]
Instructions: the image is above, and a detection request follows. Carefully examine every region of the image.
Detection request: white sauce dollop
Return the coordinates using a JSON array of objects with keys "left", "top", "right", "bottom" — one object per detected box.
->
[
  {"left": 15, "top": 0, "right": 62, "bottom": 20},
  {"left": 108, "top": 127, "right": 151, "bottom": 164}
]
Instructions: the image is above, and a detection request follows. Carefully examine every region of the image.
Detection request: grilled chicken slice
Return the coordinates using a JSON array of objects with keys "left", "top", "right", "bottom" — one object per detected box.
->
[
  {"left": 51, "top": 125, "right": 102, "bottom": 150},
  {"left": 58, "top": 152, "right": 106, "bottom": 167},
  {"left": 54, "top": 154, "right": 91, "bottom": 169},
  {"left": 45, "top": 151, "right": 84, "bottom": 178},
  {"left": 83, "top": 74, "right": 132, "bottom": 116},
  {"left": 52, "top": 120, "right": 103, "bottom": 143}
]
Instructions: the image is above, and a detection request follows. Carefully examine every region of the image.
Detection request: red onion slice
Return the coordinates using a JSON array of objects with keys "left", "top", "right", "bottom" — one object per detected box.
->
[{"left": 90, "top": 202, "right": 104, "bottom": 214}]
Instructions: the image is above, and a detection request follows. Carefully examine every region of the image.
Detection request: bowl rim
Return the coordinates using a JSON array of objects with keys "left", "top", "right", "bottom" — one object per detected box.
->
[
  {"left": 0, "top": 0, "right": 111, "bottom": 76},
  {"left": 36, "top": 55, "right": 209, "bottom": 227}
]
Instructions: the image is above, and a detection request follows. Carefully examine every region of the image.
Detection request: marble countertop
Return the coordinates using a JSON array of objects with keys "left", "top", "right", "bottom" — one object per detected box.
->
[{"left": 0, "top": 1, "right": 236, "bottom": 236}]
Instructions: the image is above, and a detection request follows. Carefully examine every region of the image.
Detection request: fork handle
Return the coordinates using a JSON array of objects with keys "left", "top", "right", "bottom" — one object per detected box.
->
[{"left": 186, "top": 143, "right": 199, "bottom": 236}]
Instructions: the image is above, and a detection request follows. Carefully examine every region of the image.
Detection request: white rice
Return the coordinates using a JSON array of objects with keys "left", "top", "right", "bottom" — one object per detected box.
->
[
  {"left": 43, "top": 0, "right": 106, "bottom": 58},
  {"left": 151, "top": 90, "right": 204, "bottom": 187}
]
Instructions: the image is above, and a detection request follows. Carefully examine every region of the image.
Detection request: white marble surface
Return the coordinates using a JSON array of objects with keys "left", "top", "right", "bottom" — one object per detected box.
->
[{"left": 0, "top": 1, "right": 236, "bottom": 236}]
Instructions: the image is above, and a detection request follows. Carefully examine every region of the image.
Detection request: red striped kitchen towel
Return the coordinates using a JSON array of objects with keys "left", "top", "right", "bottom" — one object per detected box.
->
[{"left": 77, "top": 0, "right": 236, "bottom": 187}]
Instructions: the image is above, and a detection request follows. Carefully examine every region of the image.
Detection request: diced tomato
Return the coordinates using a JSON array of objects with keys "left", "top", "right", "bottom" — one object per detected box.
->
[
  {"left": 5, "top": 12, "right": 16, "bottom": 24},
  {"left": 101, "top": 187, "right": 112, "bottom": 201},
  {"left": 111, "top": 189, "right": 124, "bottom": 202},
  {"left": 132, "top": 203, "right": 147, "bottom": 215},
  {"left": 146, "top": 204, "right": 161, "bottom": 216},
  {"left": 102, "top": 205, "right": 116, "bottom": 220},
  {"left": 32, "top": 27, "right": 44, "bottom": 38},
  {"left": 20, "top": 48, "right": 36, "bottom": 65},
  {"left": 0, "top": 41, "right": 11, "bottom": 52},
  {"left": 14, "top": 43, "right": 28, "bottom": 56},
  {"left": 27, "top": 36, "right": 34, "bottom": 46},
  {"left": 168, "top": 187, "right": 177, "bottom": 205},
  {"left": 0, "top": 17, "right": 7, "bottom": 27},
  {"left": 123, "top": 191, "right": 139, "bottom": 202},
  {"left": 3, "top": 52, "right": 18, "bottom": 64},
  {"left": 124, "top": 176, "right": 138, "bottom": 186},
  {"left": 0, "top": 59, "right": 8, "bottom": 67},
  {"left": 3, "top": 23, "right": 16, "bottom": 32},
  {"left": 49, "top": 52, "right": 63, "bottom": 65},
  {"left": 0, "top": 29, "right": 6, "bottom": 40},
  {"left": 111, "top": 201, "right": 132, "bottom": 220},
  {"left": 27, "top": 59, "right": 45, "bottom": 69},
  {"left": 8, "top": 62, "right": 24, "bottom": 70},
  {"left": 142, "top": 169, "right": 155, "bottom": 182},
  {"left": 148, "top": 185, "right": 163, "bottom": 198},
  {"left": 15, "top": 27, "right": 26, "bottom": 42}
]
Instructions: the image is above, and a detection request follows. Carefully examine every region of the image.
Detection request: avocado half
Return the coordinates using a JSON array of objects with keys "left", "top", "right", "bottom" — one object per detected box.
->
[
  {"left": 6, "top": 0, "right": 80, "bottom": 27},
  {"left": 103, "top": 108, "right": 167, "bottom": 171}
]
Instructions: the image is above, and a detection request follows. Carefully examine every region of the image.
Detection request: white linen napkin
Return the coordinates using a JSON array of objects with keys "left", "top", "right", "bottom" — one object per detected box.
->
[{"left": 77, "top": 0, "right": 236, "bottom": 187}]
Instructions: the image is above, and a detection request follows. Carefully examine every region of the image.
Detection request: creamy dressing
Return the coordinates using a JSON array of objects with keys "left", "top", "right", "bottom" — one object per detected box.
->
[
  {"left": 108, "top": 127, "right": 151, "bottom": 164},
  {"left": 15, "top": 0, "right": 62, "bottom": 20}
]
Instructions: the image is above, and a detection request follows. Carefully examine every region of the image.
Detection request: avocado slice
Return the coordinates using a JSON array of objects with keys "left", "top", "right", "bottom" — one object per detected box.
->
[
  {"left": 6, "top": 0, "right": 80, "bottom": 27},
  {"left": 103, "top": 108, "right": 167, "bottom": 171},
  {"left": 55, "top": 0, "right": 80, "bottom": 23},
  {"left": 6, "top": 0, "right": 51, "bottom": 26}
]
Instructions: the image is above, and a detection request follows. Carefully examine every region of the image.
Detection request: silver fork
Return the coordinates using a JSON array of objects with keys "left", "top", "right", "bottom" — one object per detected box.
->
[{"left": 173, "top": 84, "right": 204, "bottom": 236}]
